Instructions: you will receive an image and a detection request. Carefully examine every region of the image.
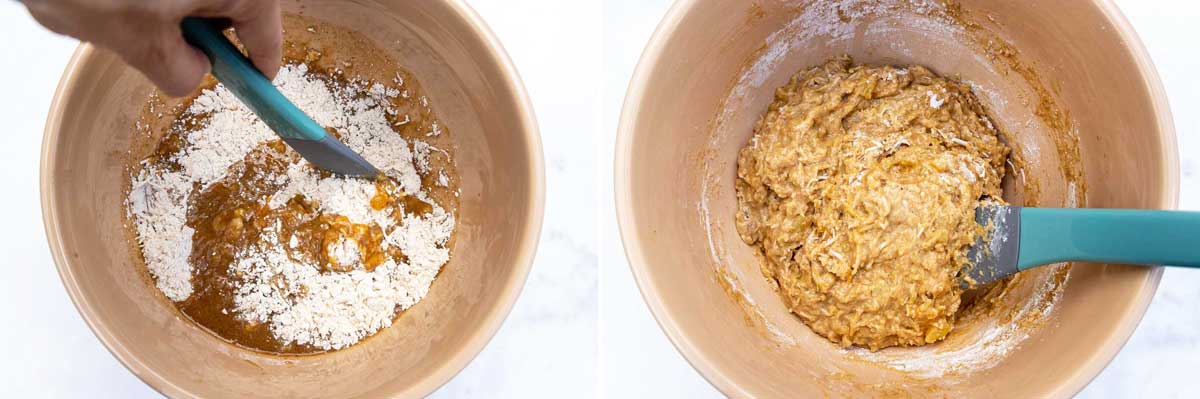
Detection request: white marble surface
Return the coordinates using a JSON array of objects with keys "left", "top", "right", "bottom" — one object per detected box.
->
[
  {"left": 599, "top": 0, "right": 1200, "bottom": 398},
  {"left": 0, "top": 0, "right": 596, "bottom": 397}
]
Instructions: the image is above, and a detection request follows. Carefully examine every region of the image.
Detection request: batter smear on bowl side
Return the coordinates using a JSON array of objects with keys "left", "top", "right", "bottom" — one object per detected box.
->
[
  {"left": 734, "top": 56, "right": 1009, "bottom": 350},
  {"left": 125, "top": 29, "right": 458, "bottom": 355}
]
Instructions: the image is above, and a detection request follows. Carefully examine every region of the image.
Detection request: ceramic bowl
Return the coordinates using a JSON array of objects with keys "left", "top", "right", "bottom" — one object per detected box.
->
[
  {"left": 616, "top": 0, "right": 1177, "bottom": 397},
  {"left": 41, "top": 0, "right": 543, "bottom": 397}
]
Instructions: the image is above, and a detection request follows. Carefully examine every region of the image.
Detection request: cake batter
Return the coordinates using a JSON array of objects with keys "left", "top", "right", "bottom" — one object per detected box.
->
[{"left": 735, "top": 56, "right": 1009, "bottom": 350}]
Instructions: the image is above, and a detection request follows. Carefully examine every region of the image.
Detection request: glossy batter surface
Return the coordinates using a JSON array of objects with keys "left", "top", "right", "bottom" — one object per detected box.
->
[{"left": 734, "top": 57, "right": 1009, "bottom": 350}]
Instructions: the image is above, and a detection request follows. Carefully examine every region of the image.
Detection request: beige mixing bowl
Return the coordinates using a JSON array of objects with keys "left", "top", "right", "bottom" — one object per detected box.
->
[
  {"left": 616, "top": 0, "right": 1178, "bottom": 397},
  {"left": 41, "top": 1, "right": 542, "bottom": 397}
]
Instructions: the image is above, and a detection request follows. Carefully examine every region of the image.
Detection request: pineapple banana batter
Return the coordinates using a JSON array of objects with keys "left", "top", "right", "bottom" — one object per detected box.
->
[{"left": 734, "top": 57, "right": 1009, "bottom": 350}]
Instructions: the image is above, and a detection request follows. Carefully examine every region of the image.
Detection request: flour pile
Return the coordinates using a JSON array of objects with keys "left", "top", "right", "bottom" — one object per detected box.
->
[{"left": 127, "top": 64, "right": 454, "bottom": 350}]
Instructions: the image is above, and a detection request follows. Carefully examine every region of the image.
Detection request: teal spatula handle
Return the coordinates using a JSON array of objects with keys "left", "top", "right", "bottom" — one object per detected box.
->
[
  {"left": 1018, "top": 208, "right": 1200, "bottom": 270},
  {"left": 180, "top": 17, "right": 326, "bottom": 141}
]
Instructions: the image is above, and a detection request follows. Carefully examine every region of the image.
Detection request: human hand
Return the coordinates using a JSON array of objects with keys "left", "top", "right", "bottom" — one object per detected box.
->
[{"left": 22, "top": 0, "right": 282, "bottom": 96}]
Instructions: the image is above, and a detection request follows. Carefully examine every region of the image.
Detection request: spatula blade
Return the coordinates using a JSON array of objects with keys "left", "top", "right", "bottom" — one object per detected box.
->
[
  {"left": 282, "top": 136, "right": 379, "bottom": 177},
  {"left": 961, "top": 205, "right": 1022, "bottom": 287}
]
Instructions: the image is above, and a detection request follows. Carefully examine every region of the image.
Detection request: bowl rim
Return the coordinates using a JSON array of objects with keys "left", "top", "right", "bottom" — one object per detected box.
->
[
  {"left": 613, "top": 0, "right": 1178, "bottom": 397},
  {"left": 39, "top": 0, "right": 545, "bottom": 397}
]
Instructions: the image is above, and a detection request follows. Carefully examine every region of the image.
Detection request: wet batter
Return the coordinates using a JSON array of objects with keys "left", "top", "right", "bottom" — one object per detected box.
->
[{"left": 735, "top": 56, "right": 1009, "bottom": 350}]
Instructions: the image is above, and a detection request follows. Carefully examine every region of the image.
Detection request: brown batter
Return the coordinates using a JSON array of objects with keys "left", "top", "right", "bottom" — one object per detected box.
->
[
  {"left": 168, "top": 141, "right": 433, "bottom": 354},
  {"left": 734, "top": 56, "right": 1009, "bottom": 350}
]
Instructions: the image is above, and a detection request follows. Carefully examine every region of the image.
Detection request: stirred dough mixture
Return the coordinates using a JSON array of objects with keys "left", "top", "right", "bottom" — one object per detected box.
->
[{"left": 734, "top": 56, "right": 1009, "bottom": 350}]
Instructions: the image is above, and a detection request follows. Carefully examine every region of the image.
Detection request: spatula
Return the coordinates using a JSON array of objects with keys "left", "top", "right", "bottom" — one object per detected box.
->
[
  {"left": 179, "top": 17, "right": 379, "bottom": 177},
  {"left": 962, "top": 205, "right": 1200, "bottom": 286}
]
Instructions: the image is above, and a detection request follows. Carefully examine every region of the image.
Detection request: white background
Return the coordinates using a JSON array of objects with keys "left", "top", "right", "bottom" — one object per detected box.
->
[{"left": 0, "top": 0, "right": 1197, "bottom": 398}]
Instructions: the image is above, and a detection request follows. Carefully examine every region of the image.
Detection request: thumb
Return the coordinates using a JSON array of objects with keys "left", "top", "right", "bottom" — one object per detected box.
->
[{"left": 125, "top": 31, "right": 212, "bottom": 97}]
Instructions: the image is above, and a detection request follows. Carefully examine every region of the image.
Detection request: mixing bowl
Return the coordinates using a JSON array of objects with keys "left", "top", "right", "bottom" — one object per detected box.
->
[
  {"left": 616, "top": 0, "right": 1177, "bottom": 397},
  {"left": 41, "top": 0, "right": 543, "bottom": 397}
]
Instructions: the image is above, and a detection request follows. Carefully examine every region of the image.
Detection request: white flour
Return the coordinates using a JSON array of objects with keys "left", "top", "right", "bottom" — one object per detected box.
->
[
  {"left": 127, "top": 64, "right": 454, "bottom": 350},
  {"left": 328, "top": 236, "right": 361, "bottom": 267}
]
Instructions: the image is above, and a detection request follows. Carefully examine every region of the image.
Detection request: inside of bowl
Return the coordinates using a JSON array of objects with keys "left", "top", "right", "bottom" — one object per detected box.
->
[
  {"left": 621, "top": 0, "right": 1170, "bottom": 397},
  {"left": 43, "top": 1, "right": 539, "bottom": 397}
]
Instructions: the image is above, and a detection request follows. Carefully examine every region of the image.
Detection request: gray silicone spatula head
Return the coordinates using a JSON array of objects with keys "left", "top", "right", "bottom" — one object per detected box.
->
[
  {"left": 961, "top": 204, "right": 1021, "bottom": 287},
  {"left": 180, "top": 17, "right": 379, "bottom": 177},
  {"left": 279, "top": 136, "right": 379, "bottom": 177}
]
